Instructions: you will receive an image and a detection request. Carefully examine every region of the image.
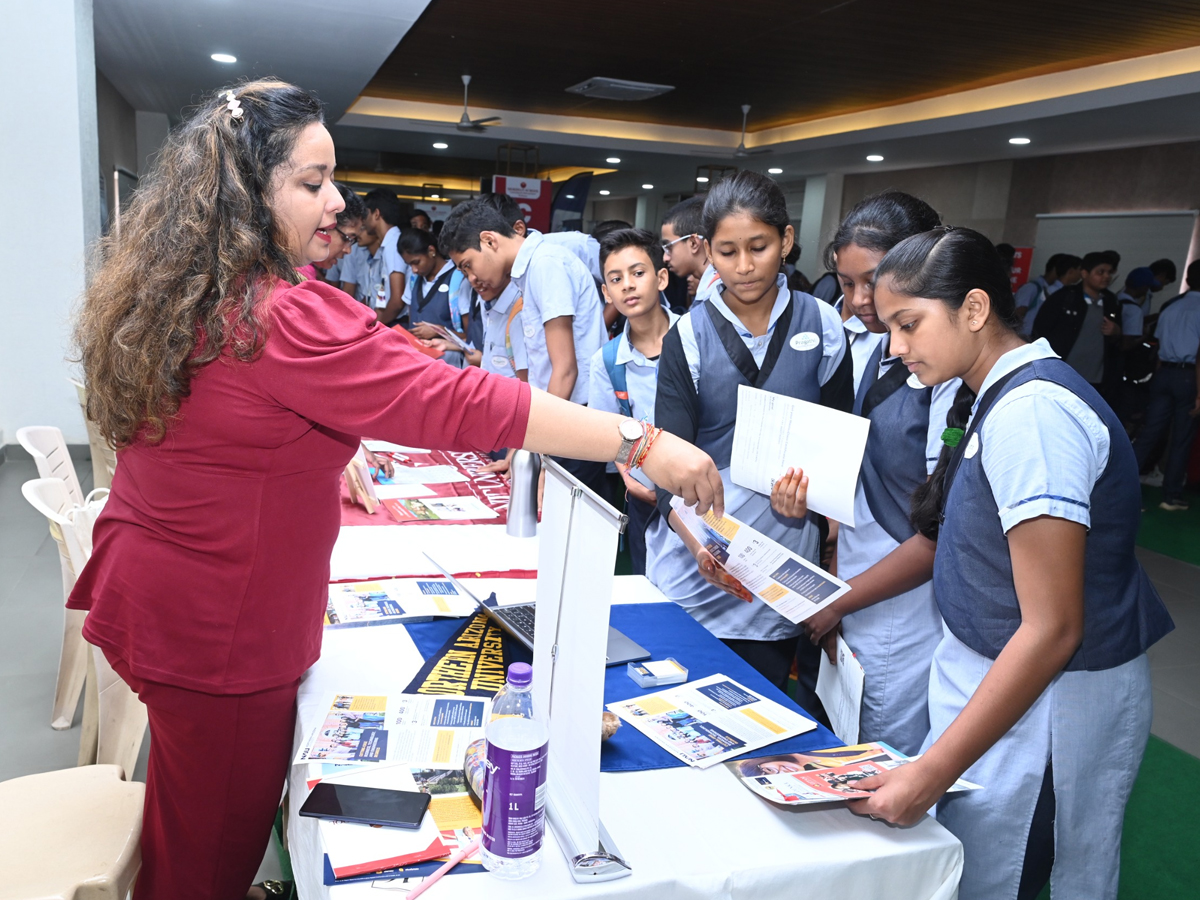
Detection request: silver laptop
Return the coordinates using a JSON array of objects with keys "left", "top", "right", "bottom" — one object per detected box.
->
[{"left": 422, "top": 552, "right": 650, "bottom": 667}]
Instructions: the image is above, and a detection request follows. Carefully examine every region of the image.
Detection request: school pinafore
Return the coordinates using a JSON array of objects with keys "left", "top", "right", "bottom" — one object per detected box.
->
[
  {"left": 411, "top": 267, "right": 464, "bottom": 366},
  {"left": 838, "top": 340, "right": 946, "bottom": 755},
  {"left": 646, "top": 290, "right": 825, "bottom": 642},
  {"left": 927, "top": 356, "right": 1173, "bottom": 900}
]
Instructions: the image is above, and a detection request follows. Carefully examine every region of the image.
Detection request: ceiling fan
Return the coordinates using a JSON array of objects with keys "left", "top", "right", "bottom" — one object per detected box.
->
[
  {"left": 456, "top": 75, "right": 501, "bottom": 132},
  {"left": 733, "top": 104, "right": 771, "bottom": 157}
]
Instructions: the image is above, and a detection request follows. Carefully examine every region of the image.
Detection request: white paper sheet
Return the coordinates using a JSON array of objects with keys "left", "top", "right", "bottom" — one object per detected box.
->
[
  {"left": 815, "top": 635, "right": 866, "bottom": 745},
  {"left": 385, "top": 465, "right": 469, "bottom": 485},
  {"left": 363, "top": 440, "right": 432, "bottom": 454},
  {"left": 373, "top": 484, "right": 437, "bottom": 500},
  {"left": 328, "top": 526, "right": 540, "bottom": 581},
  {"left": 730, "top": 385, "right": 870, "bottom": 526}
]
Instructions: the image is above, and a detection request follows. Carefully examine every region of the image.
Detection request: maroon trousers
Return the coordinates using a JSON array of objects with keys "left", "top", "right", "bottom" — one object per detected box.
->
[{"left": 112, "top": 656, "right": 299, "bottom": 900}]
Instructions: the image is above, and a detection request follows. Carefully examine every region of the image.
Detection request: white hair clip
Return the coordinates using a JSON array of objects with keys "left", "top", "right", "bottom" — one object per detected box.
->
[{"left": 223, "top": 90, "right": 244, "bottom": 121}]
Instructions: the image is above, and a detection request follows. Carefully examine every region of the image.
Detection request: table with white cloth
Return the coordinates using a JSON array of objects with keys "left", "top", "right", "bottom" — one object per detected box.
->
[{"left": 288, "top": 525, "right": 963, "bottom": 900}]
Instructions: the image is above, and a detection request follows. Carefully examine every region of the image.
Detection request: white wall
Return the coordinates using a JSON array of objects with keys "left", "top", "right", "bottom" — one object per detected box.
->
[{"left": 1, "top": 0, "right": 99, "bottom": 447}]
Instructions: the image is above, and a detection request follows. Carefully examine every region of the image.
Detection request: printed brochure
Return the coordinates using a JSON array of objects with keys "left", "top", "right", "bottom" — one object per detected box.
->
[
  {"left": 727, "top": 742, "right": 982, "bottom": 805},
  {"left": 325, "top": 577, "right": 475, "bottom": 628},
  {"left": 670, "top": 497, "right": 850, "bottom": 623},
  {"left": 606, "top": 674, "right": 816, "bottom": 769}
]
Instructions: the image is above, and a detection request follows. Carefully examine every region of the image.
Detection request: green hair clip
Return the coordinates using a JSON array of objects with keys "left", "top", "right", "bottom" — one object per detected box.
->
[{"left": 941, "top": 427, "right": 965, "bottom": 449}]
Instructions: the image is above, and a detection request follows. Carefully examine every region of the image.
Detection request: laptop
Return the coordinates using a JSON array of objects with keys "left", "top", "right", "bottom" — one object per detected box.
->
[{"left": 422, "top": 552, "right": 650, "bottom": 667}]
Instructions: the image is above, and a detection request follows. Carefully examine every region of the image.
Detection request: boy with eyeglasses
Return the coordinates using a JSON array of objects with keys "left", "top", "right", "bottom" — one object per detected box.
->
[{"left": 660, "top": 196, "right": 719, "bottom": 307}]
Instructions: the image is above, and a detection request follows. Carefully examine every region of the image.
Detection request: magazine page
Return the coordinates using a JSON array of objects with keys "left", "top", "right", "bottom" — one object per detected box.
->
[
  {"left": 409, "top": 767, "right": 484, "bottom": 869},
  {"left": 670, "top": 498, "right": 850, "bottom": 623},
  {"left": 295, "top": 694, "right": 394, "bottom": 765},
  {"left": 606, "top": 674, "right": 816, "bottom": 769},
  {"left": 325, "top": 577, "right": 475, "bottom": 628},
  {"left": 727, "top": 742, "right": 982, "bottom": 805},
  {"left": 383, "top": 496, "right": 500, "bottom": 523}
]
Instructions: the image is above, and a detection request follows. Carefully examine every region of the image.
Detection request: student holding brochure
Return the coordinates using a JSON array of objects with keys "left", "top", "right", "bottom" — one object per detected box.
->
[
  {"left": 771, "top": 191, "right": 952, "bottom": 756},
  {"left": 850, "top": 226, "right": 1173, "bottom": 900},
  {"left": 69, "top": 80, "right": 722, "bottom": 900},
  {"left": 648, "top": 171, "right": 853, "bottom": 692}
]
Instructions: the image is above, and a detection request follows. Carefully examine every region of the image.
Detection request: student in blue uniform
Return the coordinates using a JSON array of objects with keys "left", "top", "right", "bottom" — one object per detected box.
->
[
  {"left": 852, "top": 226, "right": 1173, "bottom": 900},
  {"left": 587, "top": 228, "right": 679, "bottom": 575},
  {"left": 661, "top": 196, "right": 721, "bottom": 307},
  {"left": 648, "top": 171, "right": 852, "bottom": 691},
  {"left": 771, "top": 191, "right": 951, "bottom": 756}
]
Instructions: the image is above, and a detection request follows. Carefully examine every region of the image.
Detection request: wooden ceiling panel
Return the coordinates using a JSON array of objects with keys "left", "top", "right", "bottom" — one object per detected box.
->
[{"left": 363, "top": 0, "right": 1200, "bottom": 130}]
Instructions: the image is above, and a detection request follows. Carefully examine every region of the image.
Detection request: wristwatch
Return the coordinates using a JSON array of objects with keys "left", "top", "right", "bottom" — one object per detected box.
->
[{"left": 615, "top": 418, "right": 643, "bottom": 466}]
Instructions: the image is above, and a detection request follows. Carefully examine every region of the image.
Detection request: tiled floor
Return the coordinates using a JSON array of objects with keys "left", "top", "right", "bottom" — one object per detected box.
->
[{"left": 1, "top": 454, "right": 1197, "bottom": 890}]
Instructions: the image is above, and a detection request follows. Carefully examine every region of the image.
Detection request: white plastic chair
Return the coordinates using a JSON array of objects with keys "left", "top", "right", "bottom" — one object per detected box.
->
[
  {"left": 0, "top": 764, "right": 143, "bottom": 900},
  {"left": 16, "top": 426, "right": 83, "bottom": 506},
  {"left": 21, "top": 478, "right": 147, "bottom": 781},
  {"left": 70, "top": 379, "right": 117, "bottom": 491}
]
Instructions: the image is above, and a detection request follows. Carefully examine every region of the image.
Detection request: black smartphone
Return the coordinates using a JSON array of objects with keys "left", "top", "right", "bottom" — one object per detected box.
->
[{"left": 299, "top": 782, "right": 431, "bottom": 829}]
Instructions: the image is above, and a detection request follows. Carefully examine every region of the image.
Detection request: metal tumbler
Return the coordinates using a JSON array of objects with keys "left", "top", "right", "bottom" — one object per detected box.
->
[{"left": 506, "top": 450, "right": 540, "bottom": 537}]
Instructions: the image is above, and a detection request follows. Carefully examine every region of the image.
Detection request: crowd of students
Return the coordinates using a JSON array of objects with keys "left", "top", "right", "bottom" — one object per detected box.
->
[{"left": 296, "top": 170, "right": 1195, "bottom": 900}]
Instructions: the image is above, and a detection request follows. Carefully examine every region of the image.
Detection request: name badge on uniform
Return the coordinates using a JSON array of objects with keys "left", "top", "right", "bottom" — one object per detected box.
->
[
  {"left": 964, "top": 432, "right": 980, "bottom": 459},
  {"left": 907, "top": 372, "right": 924, "bottom": 389},
  {"left": 437, "top": 284, "right": 450, "bottom": 293},
  {"left": 790, "top": 332, "right": 820, "bottom": 352},
  {"left": 491, "top": 355, "right": 510, "bottom": 370},
  {"left": 522, "top": 318, "right": 536, "bottom": 338}
]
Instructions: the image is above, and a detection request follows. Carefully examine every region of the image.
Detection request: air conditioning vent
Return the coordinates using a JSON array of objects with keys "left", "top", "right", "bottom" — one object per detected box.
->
[{"left": 565, "top": 77, "right": 674, "bottom": 101}]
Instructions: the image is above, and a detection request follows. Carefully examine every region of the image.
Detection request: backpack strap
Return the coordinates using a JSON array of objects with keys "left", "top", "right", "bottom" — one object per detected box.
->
[
  {"left": 448, "top": 270, "right": 465, "bottom": 334},
  {"left": 504, "top": 296, "right": 525, "bottom": 375},
  {"left": 602, "top": 336, "right": 633, "bottom": 417}
]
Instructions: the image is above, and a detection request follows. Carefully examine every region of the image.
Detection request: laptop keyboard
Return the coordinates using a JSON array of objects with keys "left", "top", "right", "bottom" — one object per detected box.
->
[{"left": 497, "top": 604, "right": 537, "bottom": 643}]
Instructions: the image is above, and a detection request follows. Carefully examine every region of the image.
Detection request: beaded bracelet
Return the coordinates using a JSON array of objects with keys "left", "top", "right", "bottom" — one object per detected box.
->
[{"left": 629, "top": 425, "right": 663, "bottom": 470}]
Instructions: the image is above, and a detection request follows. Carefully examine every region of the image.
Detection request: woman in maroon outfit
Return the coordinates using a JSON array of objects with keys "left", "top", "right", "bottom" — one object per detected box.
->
[{"left": 71, "top": 80, "right": 722, "bottom": 900}]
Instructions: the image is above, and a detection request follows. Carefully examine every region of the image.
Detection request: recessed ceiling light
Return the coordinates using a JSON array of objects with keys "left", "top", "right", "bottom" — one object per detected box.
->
[
  {"left": 606, "top": 157, "right": 621, "bottom": 164},
  {"left": 599, "top": 190, "right": 611, "bottom": 196},
  {"left": 866, "top": 154, "right": 884, "bottom": 162},
  {"left": 210, "top": 53, "right": 237, "bottom": 64},
  {"left": 695, "top": 176, "right": 710, "bottom": 184},
  {"left": 767, "top": 167, "right": 783, "bottom": 174},
  {"left": 641, "top": 184, "right": 654, "bottom": 190},
  {"left": 1009, "top": 137, "right": 1031, "bottom": 145},
  {"left": 432, "top": 142, "right": 449, "bottom": 149}
]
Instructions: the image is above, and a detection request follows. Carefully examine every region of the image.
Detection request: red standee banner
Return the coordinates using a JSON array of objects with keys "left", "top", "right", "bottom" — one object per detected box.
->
[
  {"left": 492, "top": 176, "right": 553, "bottom": 233},
  {"left": 340, "top": 448, "right": 512, "bottom": 527},
  {"left": 1010, "top": 246, "right": 1034, "bottom": 291}
]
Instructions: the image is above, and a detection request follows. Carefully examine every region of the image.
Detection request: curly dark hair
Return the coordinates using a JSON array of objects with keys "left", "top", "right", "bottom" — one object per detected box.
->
[{"left": 74, "top": 79, "right": 324, "bottom": 446}]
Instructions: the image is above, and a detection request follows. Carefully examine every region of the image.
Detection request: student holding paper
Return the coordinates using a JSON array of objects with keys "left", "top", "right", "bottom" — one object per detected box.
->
[
  {"left": 649, "top": 171, "right": 852, "bottom": 691},
  {"left": 849, "top": 226, "right": 1173, "bottom": 900},
  {"left": 772, "top": 191, "right": 952, "bottom": 756},
  {"left": 69, "top": 81, "right": 723, "bottom": 900}
]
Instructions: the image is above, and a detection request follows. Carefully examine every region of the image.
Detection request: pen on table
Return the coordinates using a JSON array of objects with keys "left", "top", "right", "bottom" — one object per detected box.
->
[{"left": 405, "top": 836, "right": 482, "bottom": 899}]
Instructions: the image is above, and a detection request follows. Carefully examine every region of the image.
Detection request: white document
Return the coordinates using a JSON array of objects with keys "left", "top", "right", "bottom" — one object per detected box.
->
[
  {"left": 731, "top": 385, "right": 870, "bottom": 526},
  {"left": 815, "top": 635, "right": 866, "bottom": 745},
  {"left": 670, "top": 497, "right": 850, "bottom": 624},
  {"left": 373, "top": 483, "right": 437, "bottom": 500},
  {"left": 386, "top": 465, "right": 469, "bottom": 485},
  {"left": 328, "top": 526, "right": 540, "bottom": 581},
  {"left": 607, "top": 673, "right": 816, "bottom": 769},
  {"left": 363, "top": 440, "right": 431, "bottom": 454}
]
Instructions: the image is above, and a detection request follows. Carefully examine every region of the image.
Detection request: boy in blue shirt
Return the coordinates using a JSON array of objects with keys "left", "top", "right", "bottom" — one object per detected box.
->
[{"left": 588, "top": 229, "right": 678, "bottom": 574}]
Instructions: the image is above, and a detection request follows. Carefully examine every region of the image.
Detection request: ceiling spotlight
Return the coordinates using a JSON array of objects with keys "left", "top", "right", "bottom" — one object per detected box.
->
[
  {"left": 866, "top": 154, "right": 884, "bottom": 162},
  {"left": 767, "top": 167, "right": 783, "bottom": 174},
  {"left": 641, "top": 183, "right": 654, "bottom": 190},
  {"left": 599, "top": 190, "right": 611, "bottom": 196},
  {"left": 432, "top": 142, "right": 449, "bottom": 149},
  {"left": 210, "top": 53, "right": 237, "bottom": 64},
  {"left": 1009, "top": 137, "right": 1031, "bottom": 145},
  {"left": 606, "top": 157, "right": 621, "bottom": 164},
  {"left": 695, "top": 176, "right": 710, "bottom": 184}
]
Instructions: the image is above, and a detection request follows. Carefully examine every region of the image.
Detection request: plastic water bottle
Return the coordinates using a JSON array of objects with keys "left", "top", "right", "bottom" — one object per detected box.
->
[{"left": 481, "top": 662, "right": 549, "bottom": 879}]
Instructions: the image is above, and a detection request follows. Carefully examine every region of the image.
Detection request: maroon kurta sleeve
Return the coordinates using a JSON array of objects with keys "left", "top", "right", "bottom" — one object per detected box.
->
[{"left": 71, "top": 280, "right": 531, "bottom": 694}]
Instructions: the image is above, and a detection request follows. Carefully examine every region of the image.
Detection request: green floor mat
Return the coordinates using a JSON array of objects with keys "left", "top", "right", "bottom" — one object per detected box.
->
[{"left": 1137, "top": 486, "right": 1200, "bottom": 566}]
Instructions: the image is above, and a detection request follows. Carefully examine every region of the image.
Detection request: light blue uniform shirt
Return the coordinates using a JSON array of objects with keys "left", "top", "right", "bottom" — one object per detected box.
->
[
  {"left": 587, "top": 309, "right": 680, "bottom": 488},
  {"left": 1117, "top": 289, "right": 1146, "bottom": 337},
  {"left": 339, "top": 244, "right": 367, "bottom": 290},
  {"left": 970, "top": 339, "right": 1109, "bottom": 533},
  {"left": 538, "top": 230, "right": 602, "bottom": 283},
  {"left": 479, "top": 282, "right": 527, "bottom": 378},
  {"left": 692, "top": 263, "right": 722, "bottom": 305},
  {"left": 1017, "top": 276, "right": 1061, "bottom": 333},
  {"left": 510, "top": 231, "right": 607, "bottom": 404},
  {"left": 1154, "top": 291, "right": 1200, "bottom": 363},
  {"left": 380, "top": 226, "right": 409, "bottom": 299},
  {"left": 834, "top": 299, "right": 888, "bottom": 396}
]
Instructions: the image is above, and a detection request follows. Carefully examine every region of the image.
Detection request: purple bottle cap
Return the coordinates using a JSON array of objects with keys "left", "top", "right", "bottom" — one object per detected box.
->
[{"left": 507, "top": 662, "right": 533, "bottom": 686}]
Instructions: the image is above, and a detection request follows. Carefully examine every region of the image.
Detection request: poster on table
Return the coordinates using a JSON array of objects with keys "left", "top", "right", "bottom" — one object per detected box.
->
[{"left": 341, "top": 444, "right": 512, "bottom": 526}]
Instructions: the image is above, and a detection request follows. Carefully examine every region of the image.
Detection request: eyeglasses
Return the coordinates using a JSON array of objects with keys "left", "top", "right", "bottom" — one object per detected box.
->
[
  {"left": 661, "top": 234, "right": 698, "bottom": 251},
  {"left": 334, "top": 227, "right": 358, "bottom": 245}
]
